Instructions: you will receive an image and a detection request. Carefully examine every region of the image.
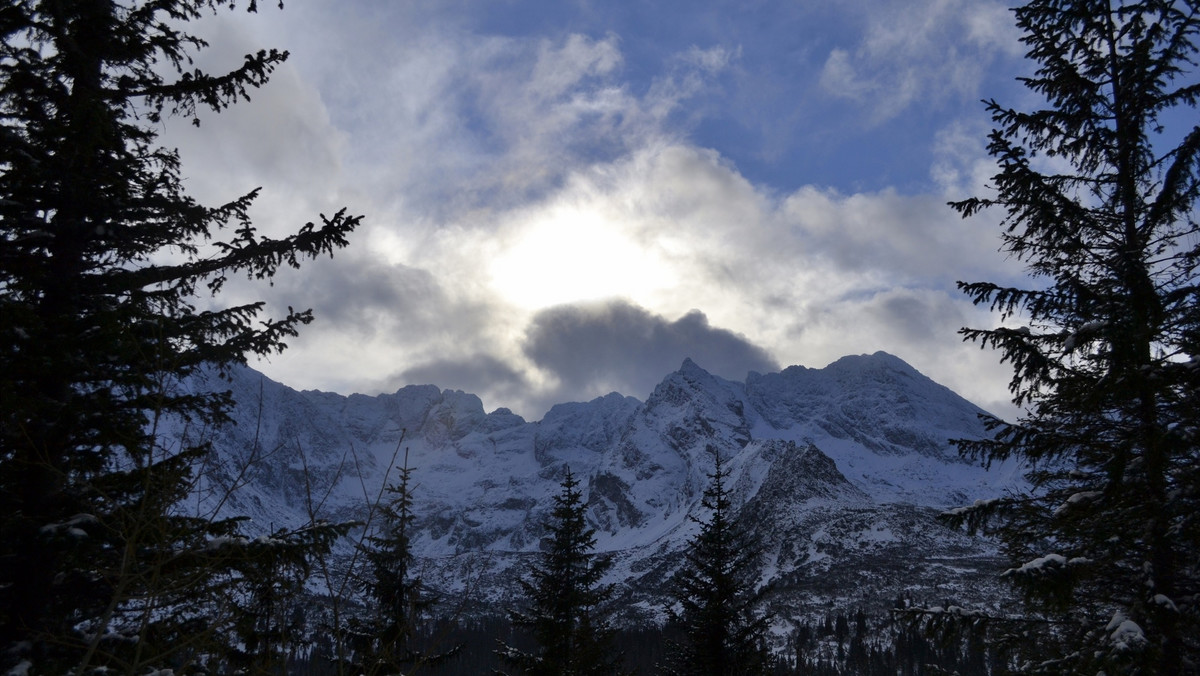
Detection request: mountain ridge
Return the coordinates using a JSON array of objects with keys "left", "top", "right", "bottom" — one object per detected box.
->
[{"left": 168, "top": 351, "right": 1020, "bottom": 625}]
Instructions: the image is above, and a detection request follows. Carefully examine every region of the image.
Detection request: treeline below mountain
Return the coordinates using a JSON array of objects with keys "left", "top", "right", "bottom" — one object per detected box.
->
[
  {"left": 280, "top": 608, "right": 1006, "bottom": 676},
  {"left": 7, "top": 0, "right": 1198, "bottom": 673},
  {"left": 267, "top": 460, "right": 1012, "bottom": 676}
]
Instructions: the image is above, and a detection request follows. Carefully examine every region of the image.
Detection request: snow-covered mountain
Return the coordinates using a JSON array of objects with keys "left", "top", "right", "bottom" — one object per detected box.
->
[{"left": 166, "top": 351, "right": 1022, "bottom": 626}]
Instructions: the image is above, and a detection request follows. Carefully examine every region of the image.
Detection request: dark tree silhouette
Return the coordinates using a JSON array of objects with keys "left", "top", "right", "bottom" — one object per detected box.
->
[
  {"left": 0, "top": 1, "right": 360, "bottom": 672},
  {"left": 499, "top": 467, "right": 622, "bottom": 676},
  {"left": 350, "top": 452, "right": 454, "bottom": 674},
  {"left": 665, "top": 448, "right": 771, "bottom": 676},
  {"left": 944, "top": 0, "right": 1200, "bottom": 672},
  {"left": 224, "top": 522, "right": 351, "bottom": 674}
]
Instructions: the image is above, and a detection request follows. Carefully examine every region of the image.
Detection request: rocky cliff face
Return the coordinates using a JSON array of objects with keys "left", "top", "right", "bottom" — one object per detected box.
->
[{"left": 167, "top": 351, "right": 1022, "bottom": 624}]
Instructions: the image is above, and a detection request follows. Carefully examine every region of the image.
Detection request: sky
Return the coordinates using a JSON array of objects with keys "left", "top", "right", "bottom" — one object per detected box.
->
[{"left": 166, "top": 0, "right": 1040, "bottom": 421}]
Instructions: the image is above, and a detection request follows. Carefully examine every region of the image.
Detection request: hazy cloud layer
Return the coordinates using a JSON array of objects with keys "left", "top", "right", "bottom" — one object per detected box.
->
[
  {"left": 818, "top": 0, "right": 1022, "bottom": 123},
  {"left": 162, "top": 2, "right": 1037, "bottom": 421}
]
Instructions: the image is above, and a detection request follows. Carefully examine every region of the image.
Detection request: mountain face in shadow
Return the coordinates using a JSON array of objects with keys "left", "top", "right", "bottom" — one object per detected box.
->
[{"left": 168, "top": 351, "right": 1021, "bottom": 624}]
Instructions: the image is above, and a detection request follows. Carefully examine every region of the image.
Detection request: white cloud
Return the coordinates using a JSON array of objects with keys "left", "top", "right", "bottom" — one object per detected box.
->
[
  {"left": 159, "top": 3, "right": 1031, "bottom": 422},
  {"left": 371, "top": 142, "right": 1024, "bottom": 418},
  {"left": 963, "top": 3, "right": 1025, "bottom": 56},
  {"left": 164, "top": 14, "right": 350, "bottom": 232},
  {"left": 488, "top": 208, "right": 673, "bottom": 309},
  {"left": 678, "top": 44, "right": 741, "bottom": 74},
  {"left": 930, "top": 119, "right": 998, "bottom": 198},
  {"left": 528, "top": 32, "right": 623, "bottom": 99},
  {"left": 818, "top": 0, "right": 1021, "bottom": 123}
]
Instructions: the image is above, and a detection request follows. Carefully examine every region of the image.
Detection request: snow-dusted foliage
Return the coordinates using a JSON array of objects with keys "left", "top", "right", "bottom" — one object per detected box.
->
[
  {"left": 942, "top": 0, "right": 1200, "bottom": 672},
  {"left": 664, "top": 450, "right": 772, "bottom": 675},
  {"left": 0, "top": 2, "right": 359, "bottom": 672},
  {"left": 499, "top": 468, "right": 622, "bottom": 675}
]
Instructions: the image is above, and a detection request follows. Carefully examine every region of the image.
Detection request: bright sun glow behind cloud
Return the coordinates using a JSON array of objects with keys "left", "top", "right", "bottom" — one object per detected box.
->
[
  {"left": 178, "top": 0, "right": 1032, "bottom": 421},
  {"left": 489, "top": 209, "right": 670, "bottom": 309}
]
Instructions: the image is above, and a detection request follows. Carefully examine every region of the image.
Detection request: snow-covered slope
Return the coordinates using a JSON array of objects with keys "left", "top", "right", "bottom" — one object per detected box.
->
[{"left": 169, "top": 352, "right": 1021, "bottom": 623}]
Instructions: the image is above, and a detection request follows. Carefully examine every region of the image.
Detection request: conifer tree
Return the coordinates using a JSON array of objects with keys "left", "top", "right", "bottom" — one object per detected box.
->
[
  {"left": 499, "top": 467, "right": 622, "bottom": 676},
  {"left": 0, "top": 1, "right": 360, "bottom": 672},
  {"left": 350, "top": 452, "right": 453, "bottom": 675},
  {"left": 223, "top": 522, "right": 351, "bottom": 674},
  {"left": 665, "top": 448, "right": 771, "bottom": 676},
  {"left": 944, "top": 1, "right": 1200, "bottom": 673}
]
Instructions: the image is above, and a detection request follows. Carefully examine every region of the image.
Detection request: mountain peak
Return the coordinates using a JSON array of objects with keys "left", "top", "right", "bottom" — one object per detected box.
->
[
  {"left": 651, "top": 357, "right": 743, "bottom": 405},
  {"left": 826, "top": 350, "right": 916, "bottom": 374},
  {"left": 678, "top": 356, "right": 706, "bottom": 376},
  {"left": 171, "top": 355, "right": 1019, "bottom": 631}
]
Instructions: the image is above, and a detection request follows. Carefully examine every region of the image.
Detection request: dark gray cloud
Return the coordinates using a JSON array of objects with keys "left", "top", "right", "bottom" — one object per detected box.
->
[
  {"left": 874, "top": 292, "right": 968, "bottom": 344},
  {"left": 260, "top": 252, "right": 495, "bottom": 345},
  {"left": 365, "top": 300, "right": 778, "bottom": 420},
  {"left": 393, "top": 355, "right": 532, "bottom": 412},
  {"left": 280, "top": 256, "right": 442, "bottom": 333},
  {"left": 524, "top": 300, "right": 779, "bottom": 403}
]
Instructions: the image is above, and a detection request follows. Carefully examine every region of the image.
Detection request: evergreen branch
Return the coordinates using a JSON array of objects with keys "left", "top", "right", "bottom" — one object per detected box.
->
[{"left": 91, "top": 208, "right": 362, "bottom": 295}]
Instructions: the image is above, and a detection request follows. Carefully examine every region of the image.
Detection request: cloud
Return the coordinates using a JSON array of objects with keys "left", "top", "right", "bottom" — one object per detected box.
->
[
  {"left": 163, "top": 4, "right": 1033, "bottom": 427},
  {"left": 794, "top": 287, "right": 1021, "bottom": 420},
  {"left": 407, "top": 141, "right": 1025, "bottom": 418},
  {"left": 930, "top": 119, "right": 999, "bottom": 198},
  {"left": 329, "top": 298, "right": 780, "bottom": 420},
  {"left": 248, "top": 14, "right": 730, "bottom": 226},
  {"left": 780, "top": 184, "right": 1014, "bottom": 286},
  {"left": 164, "top": 13, "right": 349, "bottom": 224},
  {"left": 678, "top": 44, "right": 740, "bottom": 74},
  {"left": 818, "top": 0, "right": 1021, "bottom": 123},
  {"left": 396, "top": 355, "right": 533, "bottom": 411},
  {"left": 230, "top": 134, "right": 1023, "bottom": 422},
  {"left": 263, "top": 255, "right": 452, "bottom": 341},
  {"left": 523, "top": 300, "right": 779, "bottom": 405}
]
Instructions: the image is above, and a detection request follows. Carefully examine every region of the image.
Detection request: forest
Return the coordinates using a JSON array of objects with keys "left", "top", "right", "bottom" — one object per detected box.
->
[{"left": 1, "top": 0, "right": 1198, "bottom": 674}]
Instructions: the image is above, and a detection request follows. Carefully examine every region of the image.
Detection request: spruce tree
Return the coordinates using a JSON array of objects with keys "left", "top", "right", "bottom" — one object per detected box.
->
[
  {"left": 945, "top": 1, "right": 1200, "bottom": 673},
  {"left": 350, "top": 453, "right": 453, "bottom": 675},
  {"left": 224, "top": 522, "right": 351, "bottom": 674},
  {"left": 0, "top": 1, "right": 360, "bottom": 672},
  {"left": 499, "top": 467, "right": 622, "bottom": 676},
  {"left": 665, "top": 448, "right": 771, "bottom": 676}
]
